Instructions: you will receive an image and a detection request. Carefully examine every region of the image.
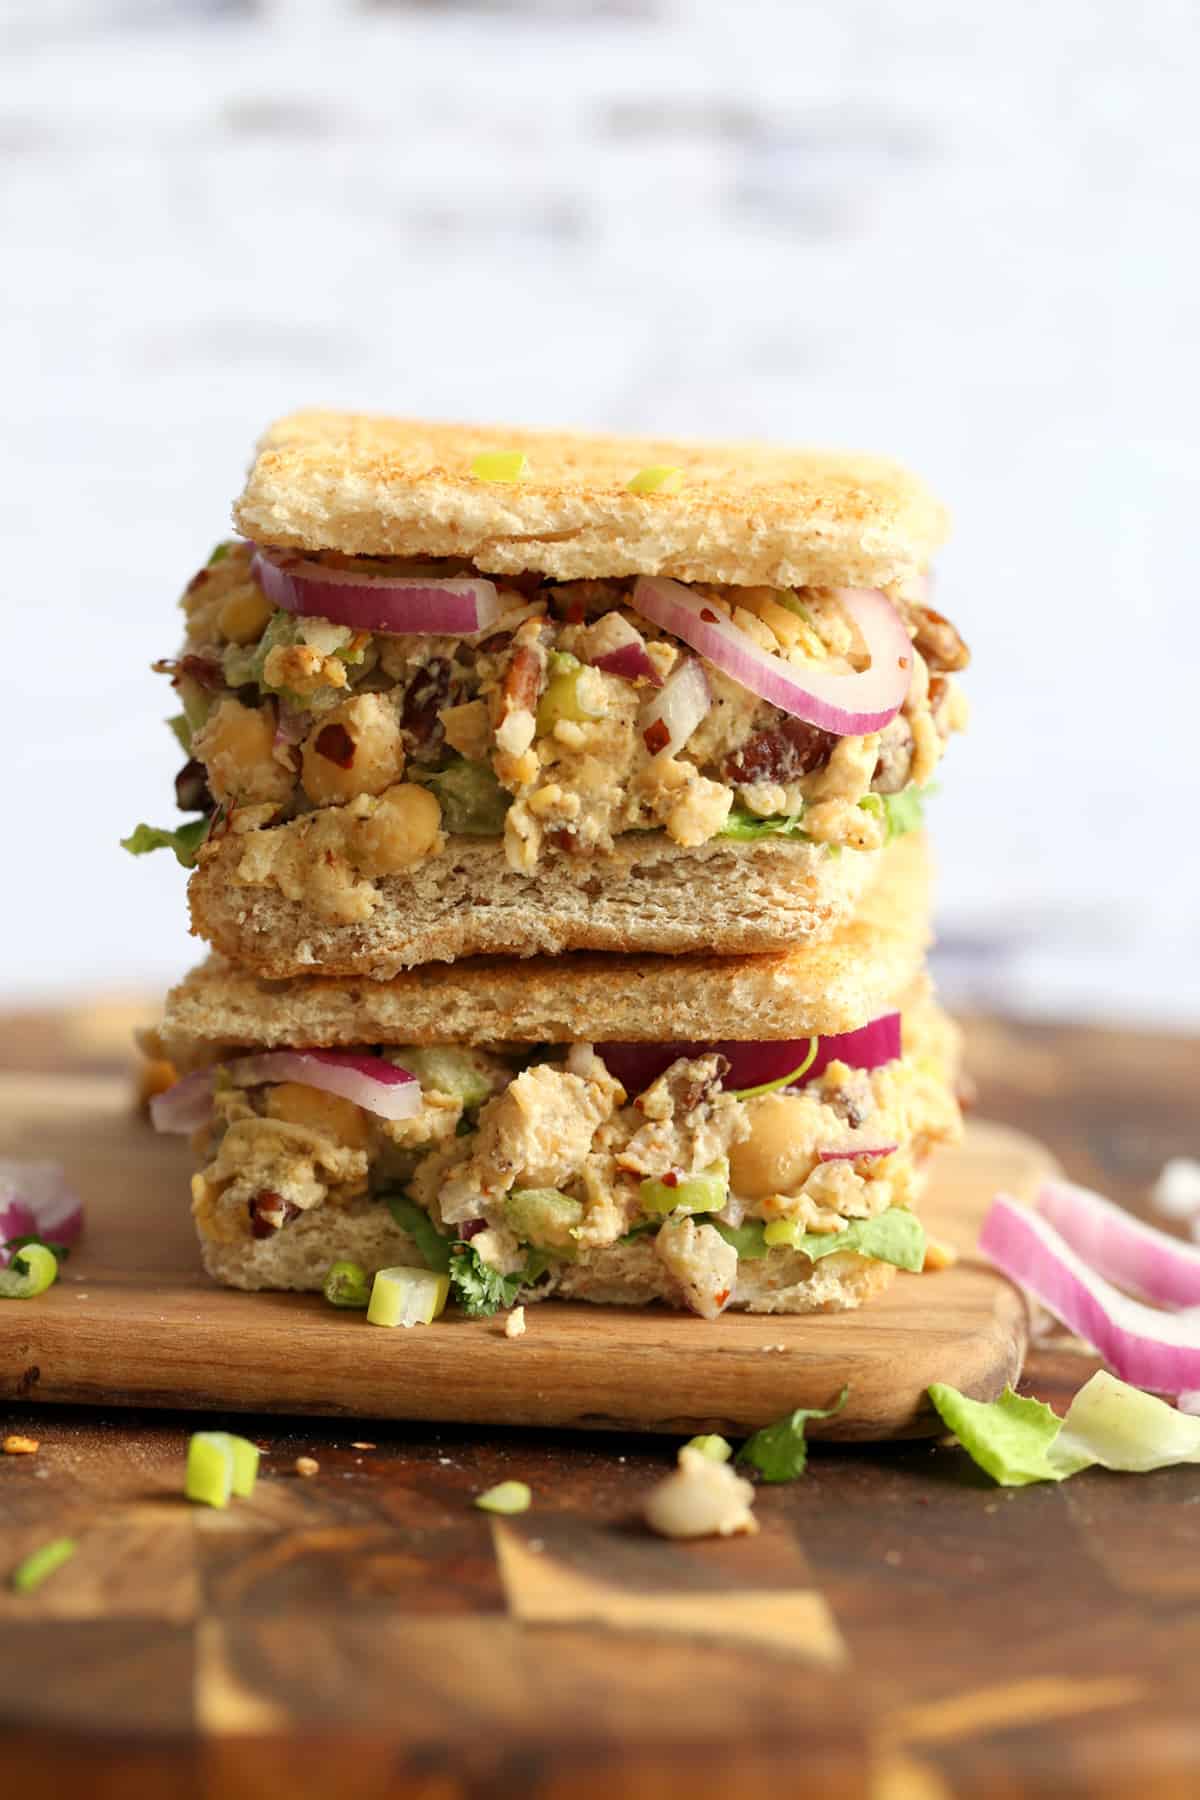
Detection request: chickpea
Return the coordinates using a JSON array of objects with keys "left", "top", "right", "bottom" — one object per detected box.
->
[
  {"left": 354, "top": 782, "right": 443, "bottom": 874},
  {"left": 266, "top": 1082, "right": 370, "bottom": 1150},
  {"left": 217, "top": 582, "right": 274, "bottom": 646},
  {"left": 728, "top": 1094, "right": 819, "bottom": 1199},
  {"left": 300, "top": 694, "right": 404, "bottom": 808},
  {"left": 194, "top": 697, "right": 294, "bottom": 806}
]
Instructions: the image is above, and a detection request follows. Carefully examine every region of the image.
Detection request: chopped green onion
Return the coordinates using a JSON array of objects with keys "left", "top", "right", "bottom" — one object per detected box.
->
[
  {"left": 763, "top": 1219, "right": 802, "bottom": 1249},
  {"left": 627, "top": 465, "right": 684, "bottom": 495},
  {"left": 470, "top": 451, "right": 527, "bottom": 483},
  {"left": 730, "top": 1038, "right": 819, "bottom": 1101},
  {"left": 475, "top": 1480, "right": 532, "bottom": 1515},
  {"left": 323, "top": 1259, "right": 371, "bottom": 1309},
  {"left": 684, "top": 1434, "right": 733, "bottom": 1463},
  {"left": 367, "top": 1265, "right": 451, "bottom": 1328},
  {"left": 224, "top": 1434, "right": 261, "bottom": 1498},
  {"left": 0, "top": 1242, "right": 60, "bottom": 1300},
  {"left": 185, "top": 1432, "right": 235, "bottom": 1508},
  {"left": 11, "top": 1537, "right": 78, "bottom": 1594}
]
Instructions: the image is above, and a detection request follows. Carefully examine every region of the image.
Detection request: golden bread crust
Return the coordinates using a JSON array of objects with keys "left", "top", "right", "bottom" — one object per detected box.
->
[{"left": 233, "top": 410, "right": 949, "bottom": 589}]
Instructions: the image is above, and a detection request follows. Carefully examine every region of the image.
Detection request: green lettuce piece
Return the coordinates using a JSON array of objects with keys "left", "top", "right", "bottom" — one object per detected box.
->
[
  {"left": 120, "top": 818, "right": 210, "bottom": 868},
  {"left": 712, "top": 1211, "right": 925, "bottom": 1272},
  {"left": 449, "top": 1245, "right": 526, "bottom": 1318},
  {"left": 384, "top": 1195, "right": 452, "bottom": 1274},
  {"left": 931, "top": 1371, "right": 1200, "bottom": 1488},
  {"left": 859, "top": 787, "right": 928, "bottom": 842},
  {"left": 927, "top": 1385, "right": 1090, "bottom": 1487},
  {"left": 799, "top": 1210, "right": 926, "bottom": 1272},
  {"left": 167, "top": 713, "right": 193, "bottom": 753},
  {"left": 718, "top": 808, "right": 808, "bottom": 842},
  {"left": 710, "top": 1219, "right": 770, "bottom": 1260},
  {"left": 421, "top": 759, "right": 511, "bottom": 836},
  {"left": 737, "top": 1389, "right": 848, "bottom": 1482}
]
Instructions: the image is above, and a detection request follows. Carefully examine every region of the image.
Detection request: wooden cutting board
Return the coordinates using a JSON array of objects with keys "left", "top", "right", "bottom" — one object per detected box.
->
[{"left": 0, "top": 1072, "right": 1049, "bottom": 1438}]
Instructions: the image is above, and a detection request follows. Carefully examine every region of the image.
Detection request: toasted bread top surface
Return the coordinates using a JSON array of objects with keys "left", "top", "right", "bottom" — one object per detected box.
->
[
  {"left": 233, "top": 411, "right": 949, "bottom": 589},
  {"left": 164, "top": 836, "right": 931, "bottom": 1057}
]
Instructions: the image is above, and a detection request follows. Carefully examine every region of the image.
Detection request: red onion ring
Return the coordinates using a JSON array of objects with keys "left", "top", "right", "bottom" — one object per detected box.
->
[
  {"left": 228, "top": 1049, "right": 420, "bottom": 1121},
  {"left": 1035, "top": 1179, "right": 1200, "bottom": 1310},
  {"left": 631, "top": 577, "right": 912, "bottom": 735},
  {"left": 980, "top": 1195, "right": 1200, "bottom": 1395},
  {"left": 252, "top": 548, "right": 503, "bottom": 638},
  {"left": 599, "top": 1015, "right": 902, "bottom": 1098},
  {"left": 149, "top": 1069, "right": 214, "bottom": 1135},
  {"left": 589, "top": 619, "right": 663, "bottom": 687},
  {"left": 817, "top": 1137, "right": 899, "bottom": 1163}
]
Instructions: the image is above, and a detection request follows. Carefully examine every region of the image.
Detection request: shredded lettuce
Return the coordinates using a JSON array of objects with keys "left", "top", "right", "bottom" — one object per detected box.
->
[
  {"left": 419, "top": 759, "right": 511, "bottom": 836},
  {"left": 720, "top": 787, "right": 929, "bottom": 846},
  {"left": 737, "top": 1390, "right": 848, "bottom": 1482},
  {"left": 718, "top": 808, "right": 808, "bottom": 842},
  {"left": 167, "top": 713, "right": 193, "bottom": 754},
  {"left": 120, "top": 818, "right": 210, "bottom": 868},
  {"left": 384, "top": 1195, "right": 452, "bottom": 1274},
  {"left": 929, "top": 1371, "right": 1200, "bottom": 1487},
  {"left": 711, "top": 1210, "right": 925, "bottom": 1271}
]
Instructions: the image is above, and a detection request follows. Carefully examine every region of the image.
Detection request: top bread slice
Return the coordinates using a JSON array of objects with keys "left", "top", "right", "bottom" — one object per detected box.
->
[
  {"left": 234, "top": 411, "right": 949, "bottom": 590},
  {"left": 165, "top": 833, "right": 931, "bottom": 1062}
]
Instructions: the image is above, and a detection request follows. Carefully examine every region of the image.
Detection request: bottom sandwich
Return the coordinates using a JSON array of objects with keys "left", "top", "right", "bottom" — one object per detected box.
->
[{"left": 156, "top": 837, "right": 961, "bottom": 1320}]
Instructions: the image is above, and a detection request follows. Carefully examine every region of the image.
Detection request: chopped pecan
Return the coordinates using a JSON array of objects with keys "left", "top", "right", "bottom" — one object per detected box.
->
[
  {"left": 153, "top": 653, "right": 224, "bottom": 689},
  {"left": 400, "top": 657, "right": 452, "bottom": 759},
  {"left": 722, "top": 717, "right": 836, "bottom": 785},
  {"left": 913, "top": 606, "right": 970, "bottom": 673},
  {"left": 174, "top": 757, "right": 213, "bottom": 813}
]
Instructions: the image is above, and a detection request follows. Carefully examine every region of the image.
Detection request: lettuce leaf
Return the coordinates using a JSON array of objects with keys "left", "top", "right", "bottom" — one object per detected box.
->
[
  {"left": 120, "top": 818, "right": 210, "bottom": 868},
  {"left": 736, "top": 1389, "right": 848, "bottom": 1482},
  {"left": 711, "top": 1210, "right": 925, "bottom": 1271},
  {"left": 930, "top": 1371, "right": 1200, "bottom": 1487},
  {"left": 167, "top": 713, "right": 193, "bottom": 753},
  {"left": 718, "top": 808, "right": 808, "bottom": 842},
  {"left": 420, "top": 758, "right": 511, "bottom": 835},
  {"left": 859, "top": 787, "right": 929, "bottom": 842}
]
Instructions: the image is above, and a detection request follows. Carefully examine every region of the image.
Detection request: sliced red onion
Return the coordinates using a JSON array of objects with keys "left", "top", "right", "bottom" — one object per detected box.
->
[
  {"left": 229, "top": 1049, "right": 420, "bottom": 1121},
  {"left": 1178, "top": 1392, "right": 1200, "bottom": 1416},
  {"left": 252, "top": 548, "right": 502, "bottom": 638},
  {"left": 1035, "top": 1179, "right": 1200, "bottom": 1310},
  {"left": 0, "top": 1160, "right": 84, "bottom": 1264},
  {"left": 149, "top": 1069, "right": 214, "bottom": 1135},
  {"left": 639, "top": 655, "right": 711, "bottom": 756},
  {"left": 590, "top": 619, "right": 663, "bottom": 687},
  {"left": 817, "top": 1134, "right": 898, "bottom": 1163},
  {"left": 632, "top": 577, "right": 912, "bottom": 735},
  {"left": 980, "top": 1194, "right": 1200, "bottom": 1395},
  {"left": 599, "top": 1014, "right": 902, "bottom": 1099}
]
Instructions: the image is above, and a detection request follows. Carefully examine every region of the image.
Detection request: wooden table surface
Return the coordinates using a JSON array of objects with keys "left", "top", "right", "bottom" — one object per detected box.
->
[{"left": 2, "top": 1004, "right": 1199, "bottom": 1800}]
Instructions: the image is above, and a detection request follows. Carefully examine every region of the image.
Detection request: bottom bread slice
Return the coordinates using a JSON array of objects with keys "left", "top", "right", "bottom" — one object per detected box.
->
[{"left": 197, "top": 1198, "right": 896, "bottom": 1315}]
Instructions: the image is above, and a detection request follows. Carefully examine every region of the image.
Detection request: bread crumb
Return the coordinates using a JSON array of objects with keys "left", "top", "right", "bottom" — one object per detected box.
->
[
  {"left": 643, "top": 1446, "right": 758, "bottom": 1540},
  {"left": 294, "top": 1455, "right": 320, "bottom": 1478},
  {"left": 3, "top": 1435, "right": 39, "bottom": 1455},
  {"left": 505, "top": 1305, "right": 527, "bottom": 1339}
]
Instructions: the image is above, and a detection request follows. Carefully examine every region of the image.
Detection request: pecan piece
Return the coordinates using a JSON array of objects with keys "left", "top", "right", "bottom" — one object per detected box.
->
[
  {"left": 912, "top": 606, "right": 970, "bottom": 673},
  {"left": 174, "top": 757, "right": 213, "bottom": 814},
  {"left": 248, "top": 1191, "right": 301, "bottom": 1239},
  {"left": 499, "top": 643, "right": 543, "bottom": 720}
]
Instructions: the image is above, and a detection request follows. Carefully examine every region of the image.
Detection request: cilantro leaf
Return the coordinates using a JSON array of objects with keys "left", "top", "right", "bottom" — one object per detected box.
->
[
  {"left": 737, "top": 1389, "right": 849, "bottom": 1482},
  {"left": 120, "top": 817, "right": 211, "bottom": 868},
  {"left": 448, "top": 1245, "right": 525, "bottom": 1318}
]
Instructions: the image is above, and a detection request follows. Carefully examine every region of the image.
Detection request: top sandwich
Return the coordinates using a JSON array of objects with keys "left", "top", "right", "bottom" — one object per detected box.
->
[{"left": 129, "top": 413, "right": 968, "bottom": 973}]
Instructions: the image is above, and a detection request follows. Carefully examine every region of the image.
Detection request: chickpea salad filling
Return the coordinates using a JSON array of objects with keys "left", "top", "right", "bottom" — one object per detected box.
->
[
  {"left": 180, "top": 1014, "right": 962, "bottom": 1319},
  {"left": 124, "top": 542, "right": 968, "bottom": 916}
]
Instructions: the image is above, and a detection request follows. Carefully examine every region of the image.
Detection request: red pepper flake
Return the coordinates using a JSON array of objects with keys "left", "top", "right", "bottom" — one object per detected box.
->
[
  {"left": 699, "top": 608, "right": 719, "bottom": 623},
  {"left": 314, "top": 723, "right": 356, "bottom": 768},
  {"left": 643, "top": 719, "right": 671, "bottom": 755},
  {"left": 662, "top": 1170, "right": 681, "bottom": 1189},
  {"left": 714, "top": 1290, "right": 731, "bottom": 1307}
]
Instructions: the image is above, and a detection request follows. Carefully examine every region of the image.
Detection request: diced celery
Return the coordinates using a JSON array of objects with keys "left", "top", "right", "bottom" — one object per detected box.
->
[
  {"left": 535, "top": 652, "right": 603, "bottom": 735},
  {"left": 474, "top": 1480, "right": 532, "bottom": 1515},
  {"left": 684, "top": 1434, "right": 733, "bottom": 1462},
  {"left": 185, "top": 1432, "right": 235, "bottom": 1508},
  {"left": 225, "top": 1434, "right": 261, "bottom": 1498},
  {"left": 421, "top": 759, "right": 510, "bottom": 836},
  {"left": 367, "top": 1265, "right": 451, "bottom": 1328},
  {"left": 323, "top": 1258, "right": 371, "bottom": 1308},
  {"left": 638, "top": 1160, "right": 729, "bottom": 1217},
  {"left": 763, "top": 1219, "right": 802, "bottom": 1249},
  {"left": 626, "top": 465, "right": 684, "bottom": 495},
  {"left": 389, "top": 1046, "right": 495, "bottom": 1110},
  {"left": 505, "top": 1187, "right": 583, "bottom": 1253},
  {"left": 470, "top": 451, "right": 527, "bottom": 483}
]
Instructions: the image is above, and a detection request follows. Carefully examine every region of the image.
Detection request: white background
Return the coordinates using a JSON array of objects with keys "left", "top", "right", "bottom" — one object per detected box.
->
[{"left": 2, "top": 0, "right": 1198, "bottom": 1025}]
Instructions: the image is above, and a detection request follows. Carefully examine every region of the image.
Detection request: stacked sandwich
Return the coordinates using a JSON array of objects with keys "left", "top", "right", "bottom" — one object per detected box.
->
[{"left": 132, "top": 413, "right": 970, "bottom": 1321}]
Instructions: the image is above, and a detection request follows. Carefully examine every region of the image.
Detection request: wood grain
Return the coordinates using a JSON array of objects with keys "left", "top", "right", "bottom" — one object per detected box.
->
[
  {"left": 3, "top": 1009, "right": 1200, "bottom": 1800},
  {"left": 0, "top": 1073, "right": 1044, "bottom": 1436}
]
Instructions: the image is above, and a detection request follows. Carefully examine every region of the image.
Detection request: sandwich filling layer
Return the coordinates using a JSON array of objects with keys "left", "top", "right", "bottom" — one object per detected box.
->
[
  {"left": 183, "top": 997, "right": 961, "bottom": 1318},
  {"left": 135, "top": 543, "right": 967, "bottom": 924}
]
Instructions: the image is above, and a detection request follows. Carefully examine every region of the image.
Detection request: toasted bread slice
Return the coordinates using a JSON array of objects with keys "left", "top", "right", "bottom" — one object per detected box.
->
[
  {"left": 187, "top": 826, "right": 905, "bottom": 980},
  {"left": 234, "top": 410, "right": 948, "bottom": 590},
  {"left": 167, "top": 833, "right": 931, "bottom": 1059}
]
